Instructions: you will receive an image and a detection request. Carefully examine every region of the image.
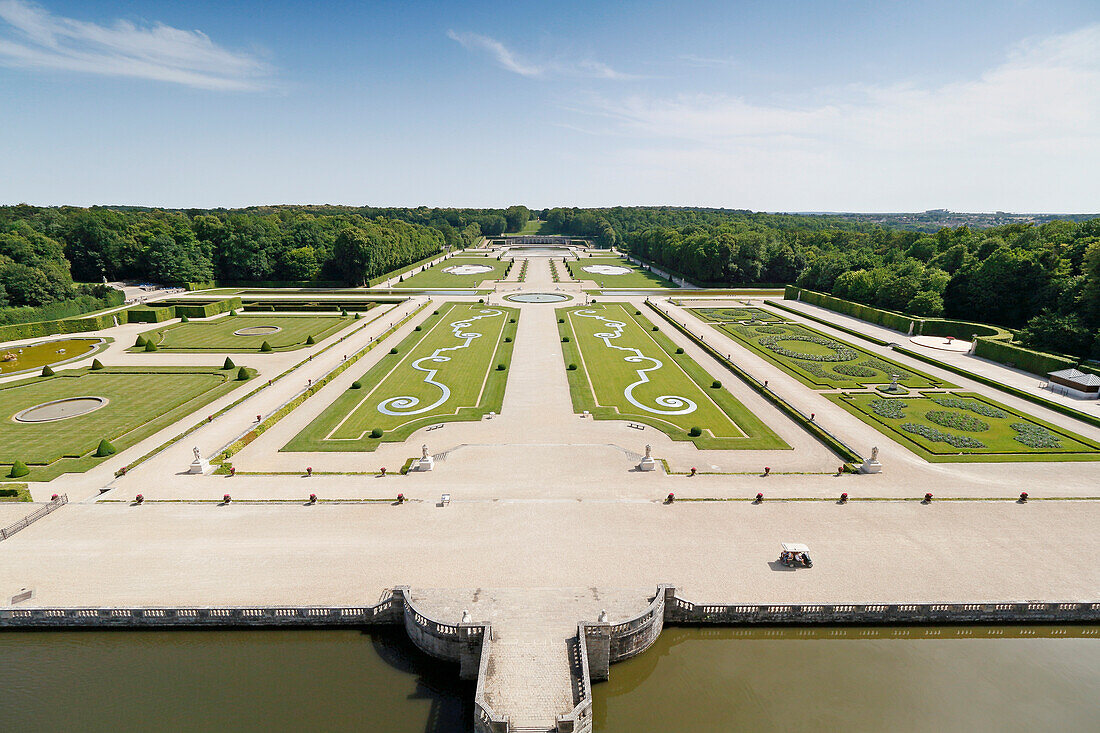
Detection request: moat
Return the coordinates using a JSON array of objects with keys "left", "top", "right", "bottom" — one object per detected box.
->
[{"left": 3, "top": 626, "right": 1098, "bottom": 732}]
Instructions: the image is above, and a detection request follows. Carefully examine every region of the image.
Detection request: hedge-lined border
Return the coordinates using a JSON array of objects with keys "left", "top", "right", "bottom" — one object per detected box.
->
[
  {"left": 646, "top": 301, "right": 863, "bottom": 465},
  {"left": 772, "top": 299, "right": 1100, "bottom": 431},
  {"left": 829, "top": 390, "right": 1100, "bottom": 463},
  {"left": 367, "top": 252, "right": 450, "bottom": 287},
  {"left": 213, "top": 301, "right": 431, "bottom": 464},
  {"left": 281, "top": 302, "right": 520, "bottom": 453},
  {"left": 131, "top": 312, "right": 354, "bottom": 354}
]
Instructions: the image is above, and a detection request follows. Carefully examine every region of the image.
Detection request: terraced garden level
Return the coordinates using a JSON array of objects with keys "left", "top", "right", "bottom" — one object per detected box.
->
[
  {"left": 559, "top": 303, "right": 788, "bottom": 450},
  {"left": 830, "top": 392, "right": 1100, "bottom": 462},
  {"left": 711, "top": 320, "right": 951, "bottom": 390},
  {"left": 566, "top": 256, "right": 677, "bottom": 289},
  {"left": 0, "top": 366, "right": 252, "bottom": 480},
  {"left": 135, "top": 313, "right": 353, "bottom": 352},
  {"left": 283, "top": 302, "right": 518, "bottom": 451},
  {"left": 390, "top": 257, "right": 510, "bottom": 289}
]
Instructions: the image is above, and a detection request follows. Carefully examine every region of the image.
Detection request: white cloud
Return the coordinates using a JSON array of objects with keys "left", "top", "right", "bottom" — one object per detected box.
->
[
  {"left": 572, "top": 24, "right": 1100, "bottom": 211},
  {"left": 447, "top": 29, "right": 641, "bottom": 80},
  {"left": 0, "top": 0, "right": 272, "bottom": 90}
]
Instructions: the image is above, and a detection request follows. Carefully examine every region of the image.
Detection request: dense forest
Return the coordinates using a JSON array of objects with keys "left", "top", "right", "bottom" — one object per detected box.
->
[{"left": 1, "top": 204, "right": 1097, "bottom": 360}]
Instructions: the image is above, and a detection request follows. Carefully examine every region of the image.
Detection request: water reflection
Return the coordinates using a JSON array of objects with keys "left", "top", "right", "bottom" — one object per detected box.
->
[
  {"left": 594, "top": 626, "right": 1100, "bottom": 732},
  {"left": 0, "top": 628, "right": 472, "bottom": 733}
]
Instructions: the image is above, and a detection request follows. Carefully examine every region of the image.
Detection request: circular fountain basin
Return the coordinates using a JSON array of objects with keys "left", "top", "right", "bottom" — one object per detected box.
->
[
  {"left": 14, "top": 396, "right": 109, "bottom": 423},
  {"left": 503, "top": 293, "right": 572, "bottom": 303},
  {"left": 583, "top": 265, "right": 631, "bottom": 275},
  {"left": 234, "top": 325, "right": 283, "bottom": 337}
]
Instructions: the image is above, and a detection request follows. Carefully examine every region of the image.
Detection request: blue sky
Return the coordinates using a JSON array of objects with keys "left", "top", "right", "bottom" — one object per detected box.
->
[{"left": 1, "top": 0, "right": 1098, "bottom": 211}]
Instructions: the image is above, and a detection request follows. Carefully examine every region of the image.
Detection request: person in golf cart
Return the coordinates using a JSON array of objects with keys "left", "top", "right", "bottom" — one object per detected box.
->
[{"left": 779, "top": 542, "right": 813, "bottom": 568}]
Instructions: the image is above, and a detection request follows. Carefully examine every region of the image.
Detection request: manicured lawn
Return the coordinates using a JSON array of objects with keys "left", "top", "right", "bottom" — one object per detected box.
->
[
  {"left": 0, "top": 366, "right": 253, "bottom": 480},
  {"left": 135, "top": 313, "right": 353, "bottom": 352},
  {"left": 0, "top": 337, "right": 109, "bottom": 374},
  {"left": 517, "top": 219, "right": 543, "bottom": 235},
  {"left": 566, "top": 256, "right": 677, "bottom": 289},
  {"left": 689, "top": 307, "right": 787, "bottom": 323},
  {"left": 284, "top": 302, "right": 518, "bottom": 451},
  {"left": 391, "top": 256, "right": 511, "bottom": 289},
  {"left": 830, "top": 391, "right": 1100, "bottom": 462},
  {"left": 713, "top": 320, "right": 953, "bottom": 390},
  {"left": 559, "top": 303, "right": 788, "bottom": 450}
]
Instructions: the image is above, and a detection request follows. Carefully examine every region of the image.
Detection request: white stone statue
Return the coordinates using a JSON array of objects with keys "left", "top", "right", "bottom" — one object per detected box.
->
[
  {"left": 871, "top": 446, "right": 879, "bottom": 462},
  {"left": 193, "top": 446, "right": 202, "bottom": 462},
  {"left": 639, "top": 444, "right": 656, "bottom": 471},
  {"left": 422, "top": 443, "right": 429, "bottom": 459},
  {"left": 188, "top": 445, "right": 212, "bottom": 475},
  {"left": 645, "top": 444, "right": 652, "bottom": 459}
]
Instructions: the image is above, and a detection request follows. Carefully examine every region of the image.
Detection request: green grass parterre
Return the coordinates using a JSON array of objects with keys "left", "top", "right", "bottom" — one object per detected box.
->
[
  {"left": 390, "top": 256, "right": 510, "bottom": 289},
  {"left": 283, "top": 302, "right": 518, "bottom": 452},
  {"left": 559, "top": 303, "right": 788, "bottom": 450},
  {"left": 708, "top": 318, "right": 952, "bottom": 390},
  {"left": 0, "top": 366, "right": 254, "bottom": 480},
  {"left": 134, "top": 313, "right": 353, "bottom": 353},
  {"left": 566, "top": 256, "right": 678, "bottom": 289},
  {"left": 689, "top": 307, "right": 788, "bottom": 323},
  {"left": 831, "top": 391, "right": 1100, "bottom": 462}
]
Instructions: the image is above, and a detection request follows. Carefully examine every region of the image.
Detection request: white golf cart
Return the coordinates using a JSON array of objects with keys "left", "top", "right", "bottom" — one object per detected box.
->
[{"left": 779, "top": 542, "right": 813, "bottom": 568}]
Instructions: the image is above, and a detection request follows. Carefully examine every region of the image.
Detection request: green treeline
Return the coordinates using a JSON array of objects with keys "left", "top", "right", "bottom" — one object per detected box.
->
[
  {"left": 606, "top": 210, "right": 1100, "bottom": 359},
  {"left": 3, "top": 204, "right": 1099, "bottom": 360}
]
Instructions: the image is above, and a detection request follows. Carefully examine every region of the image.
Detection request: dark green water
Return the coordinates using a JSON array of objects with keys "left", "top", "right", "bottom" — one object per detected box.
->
[
  {"left": 593, "top": 626, "right": 1100, "bottom": 732},
  {"left": 2, "top": 627, "right": 1098, "bottom": 732}
]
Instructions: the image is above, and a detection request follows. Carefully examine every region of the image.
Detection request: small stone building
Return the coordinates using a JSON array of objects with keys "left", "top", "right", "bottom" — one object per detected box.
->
[{"left": 1046, "top": 368, "right": 1100, "bottom": 400}]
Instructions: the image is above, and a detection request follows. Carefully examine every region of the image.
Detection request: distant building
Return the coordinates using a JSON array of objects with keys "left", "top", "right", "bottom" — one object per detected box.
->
[{"left": 1046, "top": 368, "right": 1100, "bottom": 400}]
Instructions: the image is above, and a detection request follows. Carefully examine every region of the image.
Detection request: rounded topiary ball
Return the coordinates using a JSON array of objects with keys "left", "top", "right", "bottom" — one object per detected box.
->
[
  {"left": 711, "top": 380, "right": 722, "bottom": 389},
  {"left": 689, "top": 426, "right": 702, "bottom": 437},
  {"left": 496, "top": 364, "right": 506, "bottom": 371},
  {"left": 567, "top": 363, "right": 577, "bottom": 371},
  {"left": 390, "top": 347, "right": 398, "bottom": 355},
  {"left": 370, "top": 428, "right": 383, "bottom": 439},
  {"left": 351, "top": 381, "right": 362, "bottom": 389}
]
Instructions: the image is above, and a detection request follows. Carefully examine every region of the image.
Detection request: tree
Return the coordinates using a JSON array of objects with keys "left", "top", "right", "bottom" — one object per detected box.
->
[{"left": 907, "top": 290, "right": 944, "bottom": 317}]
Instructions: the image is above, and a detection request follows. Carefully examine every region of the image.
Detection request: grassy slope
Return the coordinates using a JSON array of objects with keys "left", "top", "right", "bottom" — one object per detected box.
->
[
  {"left": 567, "top": 257, "right": 677, "bottom": 289},
  {"left": 284, "top": 303, "right": 518, "bottom": 452},
  {"left": 560, "top": 303, "right": 788, "bottom": 450},
  {"left": 828, "top": 391, "right": 1100, "bottom": 462},
  {"left": 713, "top": 321, "right": 953, "bottom": 390},
  {"left": 0, "top": 366, "right": 253, "bottom": 480},
  {"left": 135, "top": 314, "right": 352, "bottom": 353},
  {"left": 391, "top": 257, "right": 510, "bottom": 289}
]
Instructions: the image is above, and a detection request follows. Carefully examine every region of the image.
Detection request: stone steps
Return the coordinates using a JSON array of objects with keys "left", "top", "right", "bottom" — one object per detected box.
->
[{"left": 482, "top": 635, "right": 576, "bottom": 728}]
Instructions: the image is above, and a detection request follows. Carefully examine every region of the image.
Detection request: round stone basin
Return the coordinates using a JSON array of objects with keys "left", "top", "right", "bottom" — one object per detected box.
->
[
  {"left": 504, "top": 293, "right": 571, "bottom": 303},
  {"left": 234, "top": 325, "right": 283, "bottom": 337},
  {"left": 14, "top": 396, "right": 109, "bottom": 423}
]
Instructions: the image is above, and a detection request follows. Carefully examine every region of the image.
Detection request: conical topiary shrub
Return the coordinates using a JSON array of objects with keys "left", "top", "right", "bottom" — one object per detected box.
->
[
  {"left": 180, "top": 314, "right": 189, "bottom": 323},
  {"left": 134, "top": 335, "right": 147, "bottom": 348},
  {"left": 222, "top": 357, "right": 236, "bottom": 370},
  {"left": 144, "top": 341, "right": 158, "bottom": 352},
  {"left": 95, "top": 439, "right": 116, "bottom": 457},
  {"left": 90, "top": 358, "right": 104, "bottom": 370},
  {"left": 259, "top": 341, "right": 272, "bottom": 352},
  {"left": 236, "top": 367, "right": 250, "bottom": 381},
  {"left": 8, "top": 461, "right": 29, "bottom": 479},
  {"left": 41, "top": 365, "right": 54, "bottom": 377},
  {"left": 305, "top": 335, "right": 316, "bottom": 345}
]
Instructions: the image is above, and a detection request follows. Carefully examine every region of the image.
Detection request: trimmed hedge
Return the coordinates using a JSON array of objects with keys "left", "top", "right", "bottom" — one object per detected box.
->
[
  {"left": 366, "top": 252, "right": 447, "bottom": 287},
  {"left": 785, "top": 286, "right": 915, "bottom": 332},
  {"left": 173, "top": 297, "right": 242, "bottom": 319},
  {"left": 973, "top": 338, "right": 1077, "bottom": 377},
  {"left": 126, "top": 306, "right": 175, "bottom": 323},
  {"left": 0, "top": 289, "right": 125, "bottom": 327},
  {"left": 0, "top": 310, "right": 126, "bottom": 342}
]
